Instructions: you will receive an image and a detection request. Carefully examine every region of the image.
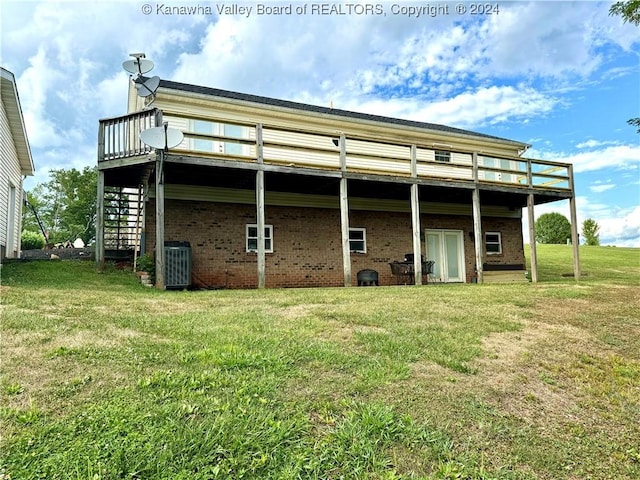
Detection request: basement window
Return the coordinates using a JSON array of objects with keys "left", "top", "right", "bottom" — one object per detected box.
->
[
  {"left": 434, "top": 150, "right": 451, "bottom": 162},
  {"left": 246, "top": 224, "right": 273, "bottom": 253},
  {"left": 485, "top": 232, "right": 502, "bottom": 255},
  {"left": 349, "top": 228, "right": 367, "bottom": 254}
]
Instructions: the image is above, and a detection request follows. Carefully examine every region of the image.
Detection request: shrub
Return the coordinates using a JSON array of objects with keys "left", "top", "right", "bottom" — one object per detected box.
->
[
  {"left": 535, "top": 213, "right": 572, "bottom": 244},
  {"left": 136, "top": 253, "right": 155, "bottom": 282},
  {"left": 21, "top": 231, "right": 45, "bottom": 250}
]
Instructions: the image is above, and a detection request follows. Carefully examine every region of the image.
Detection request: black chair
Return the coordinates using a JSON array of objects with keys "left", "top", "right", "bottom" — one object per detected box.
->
[
  {"left": 389, "top": 261, "right": 412, "bottom": 285},
  {"left": 424, "top": 260, "right": 435, "bottom": 284},
  {"left": 404, "top": 253, "right": 426, "bottom": 263},
  {"left": 357, "top": 269, "right": 379, "bottom": 286}
]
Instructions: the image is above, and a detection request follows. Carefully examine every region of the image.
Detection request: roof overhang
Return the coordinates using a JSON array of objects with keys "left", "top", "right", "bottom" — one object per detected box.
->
[{"left": 1, "top": 67, "right": 34, "bottom": 176}]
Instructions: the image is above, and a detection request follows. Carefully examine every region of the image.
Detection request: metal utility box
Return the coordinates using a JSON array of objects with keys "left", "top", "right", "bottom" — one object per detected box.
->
[{"left": 164, "top": 241, "right": 191, "bottom": 289}]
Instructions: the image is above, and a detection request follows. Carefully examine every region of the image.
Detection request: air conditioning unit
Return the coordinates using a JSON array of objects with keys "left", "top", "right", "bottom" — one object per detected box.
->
[{"left": 164, "top": 241, "right": 191, "bottom": 289}]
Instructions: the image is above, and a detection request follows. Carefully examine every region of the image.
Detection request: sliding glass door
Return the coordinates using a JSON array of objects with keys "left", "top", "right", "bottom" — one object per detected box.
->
[{"left": 425, "top": 229, "right": 466, "bottom": 283}]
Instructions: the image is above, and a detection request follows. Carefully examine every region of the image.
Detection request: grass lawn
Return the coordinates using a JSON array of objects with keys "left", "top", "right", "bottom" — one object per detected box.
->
[{"left": 1, "top": 245, "right": 639, "bottom": 479}]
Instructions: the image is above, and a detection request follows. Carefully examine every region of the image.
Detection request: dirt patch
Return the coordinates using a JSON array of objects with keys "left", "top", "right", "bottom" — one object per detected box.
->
[
  {"left": 1, "top": 324, "right": 167, "bottom": 414},
  {"left": 471, "top": 321, "right": 588, "bottom": 425},
  {"left": 459, "top": 286, "right": 639, "bottom": 432}
]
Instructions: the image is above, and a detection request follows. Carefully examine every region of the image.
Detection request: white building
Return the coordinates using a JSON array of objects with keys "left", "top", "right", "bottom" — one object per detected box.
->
[{"left": 1, "top": 67, "right": 34, "bottom": 261}]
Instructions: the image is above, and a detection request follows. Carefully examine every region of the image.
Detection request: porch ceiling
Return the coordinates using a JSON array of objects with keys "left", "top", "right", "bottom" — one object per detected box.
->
[
  {"left": 103, "top": 161, "right": 570, "bottom": 209},
  {"left": 103, "top": 163, "right": 151, "bottom": 188}
]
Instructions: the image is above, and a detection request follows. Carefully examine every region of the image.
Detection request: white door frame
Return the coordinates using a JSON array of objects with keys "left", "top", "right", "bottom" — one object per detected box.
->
[
  {"left": 6, "top": 184, "right": 16, "bottom": 258},
  {"left": 425, "top": 229, "right": 466, "bottom": 283}
]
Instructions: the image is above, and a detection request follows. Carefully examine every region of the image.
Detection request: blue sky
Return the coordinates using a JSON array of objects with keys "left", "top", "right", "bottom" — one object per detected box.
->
[{"left": 2, "top": 1, "right": 639, "bottom": 246}]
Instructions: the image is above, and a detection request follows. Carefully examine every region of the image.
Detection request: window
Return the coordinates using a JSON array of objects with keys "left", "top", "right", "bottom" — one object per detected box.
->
[
  {"left": 246, "top": 224, "right": 273, "bottom": 253},
  {"left": 435, "top": 150, "right": 451, "bottom": 162},
  {"left": 223, "top": 124, "right": 244, "bottom": 155},
  {"left": 191, "top": 120, "right": 247, "bottom": 155},
  {"left": 192, "top": 119, "right": 216, "bottom": 152},
  {"left": 485, "top": 232, "right": 502, "bottom": 255},
  {"left": 349, "top": 228, "right": 366, "bottom": 253}
]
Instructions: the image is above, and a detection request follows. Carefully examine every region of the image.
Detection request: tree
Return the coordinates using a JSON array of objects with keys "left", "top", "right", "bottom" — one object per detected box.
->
[
  {"left": 610, "top": 2, "right": 640, "bottom": 132},
  {"left": 609, "top": 1, "right": 640, "bottom": 25},
  {"left": 535, "top": 213, "right": 572, "bottom": 244},
  {"left": 582, "top": 218, "right": 600, "bottom": 246},
  {"left": 22, "top": 166, "right": 97, "bottom": 245}
]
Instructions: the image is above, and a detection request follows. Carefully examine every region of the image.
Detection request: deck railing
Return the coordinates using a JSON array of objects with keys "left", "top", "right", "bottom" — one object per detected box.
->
[
  {"left": 98, "top": 110, "right": 572, "bottom": 192},
  {"left": 98, "top": 108, "right": 162, "bottom": 161}
]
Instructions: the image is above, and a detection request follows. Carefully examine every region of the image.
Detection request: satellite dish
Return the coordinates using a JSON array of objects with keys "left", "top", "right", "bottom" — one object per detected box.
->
[
  {"left": 140, "top": 124, "right": 184, "bottom": 151},
  {"left": 134, "top": 75, "right": 160, "bottom": 97},
  {"left": 123, "top": 58, "right": 154, "bottom": 75}
]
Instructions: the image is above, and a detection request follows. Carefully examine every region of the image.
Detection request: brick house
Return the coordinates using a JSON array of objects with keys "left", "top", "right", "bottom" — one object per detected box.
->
[{"left": 96, "top": 75, "right": 579, "bottom": 288}]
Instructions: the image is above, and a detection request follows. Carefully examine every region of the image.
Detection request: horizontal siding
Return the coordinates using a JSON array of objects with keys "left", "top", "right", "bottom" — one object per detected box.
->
[
  {"left": 165, "top": 116, "right": 189, "bottom": 150},
  {"left": 346, "top": 155, "right": 410, "bottom": 175},
  {"left": 263, "top": 128, "right": 339, "bottom": 169},
  {"left": 263, "top": 128, "right": 333, "bottom": 151},
  {"left": 263, "top": 146, "right": 339, "bottom": 169},
  {"left": 0, "top": 99, "right": 24, "bottom": 256},
  {"left": 415, "top": 149, "right": 473, "bottom": 180},
  {"left": 347, "top": 138, "right": 410, "bottom": 159},
  {"left": 152, "top": 92, "right": 529, "bottom": 159},
  {"left": 152, "top": 184, "right": 521, "bottom": 218},
  {"left": 115, "top": 106, "right": 570, "bottom": 194}
]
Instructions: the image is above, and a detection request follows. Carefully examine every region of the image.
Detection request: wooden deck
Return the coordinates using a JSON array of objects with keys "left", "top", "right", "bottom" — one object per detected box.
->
[
  {"left": 96, "top": 109, "right": 580, "bottom": 288},
  {"left": 97, "top": 109, "right": 574, "bottom": 199}
]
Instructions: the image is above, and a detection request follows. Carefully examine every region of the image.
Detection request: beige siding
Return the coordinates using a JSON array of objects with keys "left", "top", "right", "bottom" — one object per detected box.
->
[
  {"left": 152, "top": 91, "right": 529, "bottom": 159},
  {"left": 0, "top": 98, "right": 24, "bottom": 258},
  {"left": 416, "top": 149, "right": 473, "bottom": 180},
  {"left": 165, "top": 116, "right": 189, "bottom": 149},
  {"left": 120, "top": 91, "right": 571, "bottom": 194}
]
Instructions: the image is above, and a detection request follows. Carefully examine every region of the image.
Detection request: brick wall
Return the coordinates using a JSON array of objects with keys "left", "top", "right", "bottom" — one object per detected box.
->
[
  {"left": 146, "top": 199, "right": 524, "bottom": 288},
  {"left": 481, "top": 217, "right": 526, "bottom": 268}
]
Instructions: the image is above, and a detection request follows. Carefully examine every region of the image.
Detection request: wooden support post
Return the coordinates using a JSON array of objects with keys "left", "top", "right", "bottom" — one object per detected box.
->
[
  {"left": 471, "top": 152, "right": 483, "bottom": 283},
  {"left": 472, "top": 188, "right": 484, "bottom": 284},
  {"left": 410, "top": 145, "right": 422, "bottom": 285},
  {"left": 155, "top": 153, "right": 165, "bottom": 289},
  {"left": 256, "top": 170, "right": 266, "bottom": 289},
  {"left": 569, "top": 164, "right": 580, "bottom": 281},
  {"left": 256, "top": 124, "right": 266, "bottom": 289},
  {"left": 95, "top": 169, "right": 105, "bottom": 271},
  {"left": 527, "top": 193, "right": 538, "bottom": 283},
  {"left": 339, "top": 134, "right": 352, "bottom": 287}
]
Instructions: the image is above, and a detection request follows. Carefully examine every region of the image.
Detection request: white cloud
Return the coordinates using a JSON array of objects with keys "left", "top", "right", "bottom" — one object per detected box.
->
[
  {"left": 569, "top": 145, "right": 640, "bottom": 173},
  {"left": 589, "top": 183, "right": 616, "bottom": 193},
  {"left": 528, "top": 144, "right": 640, "bottom": 174},
  {"left": 18, "top": 47, "right": 66, "bottom": 149},
  {"left": 484, "top": 2, "right": 639, "bottom": 79},
  {"left": 171, "top": 0, "right": 623, "bottom": 128},
  {"left": 484, "top": 3, "right": 600, "bottom": 78},
  {"left": 576, "top": 139, "right": 620, "bottom": 149},
  {"left": 396, "top": 85, "right": 557, "bottom": 128},
  {"left": 599, "top": 205, "right": 640, "bottom": 247}
]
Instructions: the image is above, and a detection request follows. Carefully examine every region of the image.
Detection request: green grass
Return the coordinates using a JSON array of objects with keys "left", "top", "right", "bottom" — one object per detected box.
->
[{"left": 1, "top": 246, "right": 639, "bottom": 479}]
